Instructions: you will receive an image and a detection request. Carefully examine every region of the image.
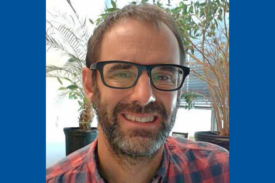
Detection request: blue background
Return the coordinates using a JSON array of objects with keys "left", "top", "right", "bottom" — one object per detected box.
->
[
  {"left": 0, "top": 0, "right": 45, "bottom": 182},
  {"left": 230, "top": 0, "right": 275, "bottom": 182},
  {"left": 0, "top": 0, "right": 274, "bottom": 182}
]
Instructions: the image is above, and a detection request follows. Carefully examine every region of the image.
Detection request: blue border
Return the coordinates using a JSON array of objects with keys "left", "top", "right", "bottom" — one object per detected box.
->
[
  {"left": 230, "top": 0, "right": 274, "bottom": 182},
  {"left": 0, "top": 0, "right": 46, "bottom": 182}
]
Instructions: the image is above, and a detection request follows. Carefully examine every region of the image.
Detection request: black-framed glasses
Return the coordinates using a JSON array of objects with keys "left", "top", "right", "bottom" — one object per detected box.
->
[{"left": 90, "top": 61, "right": 190, "bottom": 91}]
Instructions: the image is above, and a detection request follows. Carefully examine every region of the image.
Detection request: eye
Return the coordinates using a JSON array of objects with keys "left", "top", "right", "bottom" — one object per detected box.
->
[
  {"left": 153, "top": 72, "right": 173, "bottom": 81},
  {"left": 154, "top": 75, "right": 171, "bottom": 81},
  {"left": 114, "top": 72, "right": 134, "bottom": 78}
]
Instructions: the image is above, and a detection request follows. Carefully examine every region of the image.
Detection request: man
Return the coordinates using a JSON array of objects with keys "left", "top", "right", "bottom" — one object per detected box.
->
[{"left": 46, "top": 4, "right": 229, "bottom": 183}]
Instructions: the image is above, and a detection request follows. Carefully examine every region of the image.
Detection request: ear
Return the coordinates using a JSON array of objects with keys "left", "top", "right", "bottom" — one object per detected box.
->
[{"left": 82, "top": 67, "right": 94, "bottom": 103}]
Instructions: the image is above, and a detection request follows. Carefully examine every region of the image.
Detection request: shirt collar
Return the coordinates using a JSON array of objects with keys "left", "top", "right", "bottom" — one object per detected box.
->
[
  {"left": 86, "top": 138, "right": 169, "bottom": 183},
  {"left": 86, "top": 138, "right": 106, "bottom": 183},
  {"left": 153, "top": 143, "right": 169, "bottom": 183}
]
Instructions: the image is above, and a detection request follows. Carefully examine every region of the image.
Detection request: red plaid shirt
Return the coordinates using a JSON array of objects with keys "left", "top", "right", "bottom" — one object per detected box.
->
[{"left": 46, "top": 137, "right": 229, "bottom": 183}]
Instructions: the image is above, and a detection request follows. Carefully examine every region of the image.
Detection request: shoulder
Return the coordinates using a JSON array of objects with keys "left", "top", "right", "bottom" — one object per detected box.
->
[
  {"left": 166, "top": 136, "right": 229, "bottom": 154},
  {"left": 165, "top": 136, "right": 229, "bottom": 167},
  {"left": 163, "top": 137, "right": 229, "bottom": 182},
  {"left": 46, "top": 141, "right": 96, "bottom": 182}
]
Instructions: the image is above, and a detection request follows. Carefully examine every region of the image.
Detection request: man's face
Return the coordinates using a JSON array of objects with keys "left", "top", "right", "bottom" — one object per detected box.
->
[{"left": 88, "top": 19, "right": 181, "bottom": 157}]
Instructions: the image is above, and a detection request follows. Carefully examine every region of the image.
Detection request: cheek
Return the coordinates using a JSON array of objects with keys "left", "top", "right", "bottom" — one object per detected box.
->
[
  {"left": 96, "top": 75, "right": 121, "bottom": 103},
  {"left": 100, "top": 90, "right": 120, "bottom": 107},
  {"left": 97, "top": 84, "right": 125, "bottom": 111}
]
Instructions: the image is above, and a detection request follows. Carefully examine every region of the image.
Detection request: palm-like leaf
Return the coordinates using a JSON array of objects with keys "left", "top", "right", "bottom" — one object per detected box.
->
[{"left": 46, "top": 1, "right": 93, "bottom": 129}]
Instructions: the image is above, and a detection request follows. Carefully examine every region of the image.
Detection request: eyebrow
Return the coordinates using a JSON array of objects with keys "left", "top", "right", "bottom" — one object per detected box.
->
[
  {"left": 156, "top": 66, "right": 177, "bottom": 72},
  {"left": 156, "top": 66, "right": 184, "bottom": 75},
  {"left": 107, "top": 63, "right": 135, "bottom": 72}
]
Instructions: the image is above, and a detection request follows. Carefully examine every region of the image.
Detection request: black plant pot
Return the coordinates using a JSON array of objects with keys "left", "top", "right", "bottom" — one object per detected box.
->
[
  {"left": 194, "top": 131, "right": 229, "bottom": 151},
  {"left": 64, "top": 127, "right": 98, "bottom": 156}
]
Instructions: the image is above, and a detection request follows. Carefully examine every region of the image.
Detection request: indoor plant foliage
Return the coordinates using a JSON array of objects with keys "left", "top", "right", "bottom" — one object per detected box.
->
[
  {"left": 46, "top": 0, "right": 94, "bottom": 129},
  {"left": 167, "top": 0, "right": 230, "bottom": 136}
]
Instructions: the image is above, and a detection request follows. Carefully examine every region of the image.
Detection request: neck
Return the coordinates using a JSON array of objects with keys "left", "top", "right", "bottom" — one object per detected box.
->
[{"left": 97, "top": 131, "right": 164, "bottom": 183}]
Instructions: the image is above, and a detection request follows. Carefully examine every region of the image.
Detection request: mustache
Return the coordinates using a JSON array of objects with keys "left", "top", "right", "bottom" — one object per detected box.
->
[{"left": 113, "top": 101, "right": 168, "bottom": 118}]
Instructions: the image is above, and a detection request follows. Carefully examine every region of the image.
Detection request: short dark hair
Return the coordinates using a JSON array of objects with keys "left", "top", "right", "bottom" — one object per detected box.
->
[{"left": 85, "top": 4, "right": 185, "bottom": 67}]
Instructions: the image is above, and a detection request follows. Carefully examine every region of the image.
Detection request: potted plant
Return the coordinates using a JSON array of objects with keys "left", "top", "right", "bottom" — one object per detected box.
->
[
  {"left": 46, "top": 0, "right": 97, "bottom": 155},
  {"left": 167, "top": 0, "right": 229, "bottom": 150}
]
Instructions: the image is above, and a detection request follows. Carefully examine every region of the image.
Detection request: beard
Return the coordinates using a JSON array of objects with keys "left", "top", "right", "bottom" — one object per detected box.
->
[{"left": 92, "top": 84, "right": 180, "bottom": 159}]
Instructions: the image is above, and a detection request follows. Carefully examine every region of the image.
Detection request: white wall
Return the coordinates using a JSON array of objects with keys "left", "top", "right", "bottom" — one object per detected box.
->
[{"left": 46, "top": 0, "right": 106, "bottom": 167}]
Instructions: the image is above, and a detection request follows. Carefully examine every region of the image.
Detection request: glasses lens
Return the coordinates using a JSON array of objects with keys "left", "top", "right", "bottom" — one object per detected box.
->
[
  {"left": 152, "top": 66, "right": 184, "bottom": 90},
  {"left": 103, "top": 62, "right": 138, "bottom": 88}
]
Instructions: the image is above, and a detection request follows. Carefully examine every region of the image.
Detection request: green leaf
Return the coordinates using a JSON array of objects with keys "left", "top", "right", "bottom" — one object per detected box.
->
[
  {"left": 141, "top": 0, "right": 149, "bottom": 4},
  {"left": 194, "top": 27, "right": 198, "bottom": 35},
  {"left": 57, "top": 77, "right": 63, "bottom": 85},
  {"left": 89, "top": 19, "right": 94, "bottom": 24},
  {"left": 67, "top": 85, "right": 78, "bottom": 90},
  {"left": 96, "top": 18, "right": 102, "bottom": 25},
  {"left": 58, "top": 87, "right": 67, "bottom": 90},
  {"left": 84, "top": 97, "right": 89, "bottom": 103},
  {"left": 214, "top": 19, "right": 218, "bottom": 27},
  {"left": 157, "top": 1, "right": 162, "bottom": 7},
  {"left": 69, "top": 92, "right": 78, "bottom": 99},
  {"left": 195, "top": 33, "right": 201, "bottom": 37},
  {"left": 64, "top": 77, "right": 73, "bottom": 83},
  {"left": 188, "top": 15, "right": 192, "bottom": 22},
  {"left": 78, "top": 101, "right": 83, "bottom": 106},
  {"left": 200, "top": 10, "right": 205, "bottom": 18},
  {"left": 195, "top": 9, "right": 199, "bottom": 15},
  {"left": 183, "top": 5, "right": 188, "bottom": 14},
  {"left": 75, "top": 93, "right": 82, "bottom": 98},
  {"left": 131, "top": 1, "right": 137, "bottom": 5},
  {"left": 189, "top": 5, "right": 193, "bottom": 13},
  {"left": 218, "top": 8, "right": 223, "bottom": 17},
  {"left": 101, "top": 14, "right": 107, "bottom": 20},
  {"left": 191, "top": 47, "right": 195, "bottom": 55},
  {"left": 106, "top": 8, "right": 118, "bottom": 12},
  {"left": 69, "top": 95, "right": 76, "bottom": 99},
  {"left": 78, "top": 105, "right": 84, "bottom": 111},
  {"left": 68, "top": 57, "right": 77, "bottom": 62},
  {"left": 111, "top": 0, "right": 116, "bottom": 8},
  {"left": 218, "top": 14, "right": 223, "bottom": 21}
]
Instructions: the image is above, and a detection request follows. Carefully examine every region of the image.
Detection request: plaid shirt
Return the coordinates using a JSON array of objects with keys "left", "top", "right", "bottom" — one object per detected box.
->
[{"left": 46, "top": 137, "right": 229, "bottom": 183}]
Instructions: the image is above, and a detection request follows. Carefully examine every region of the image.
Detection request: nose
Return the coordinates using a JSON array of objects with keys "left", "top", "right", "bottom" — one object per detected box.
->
[{"left": 130, "top": 72, "right": 156, "bottom": 106}]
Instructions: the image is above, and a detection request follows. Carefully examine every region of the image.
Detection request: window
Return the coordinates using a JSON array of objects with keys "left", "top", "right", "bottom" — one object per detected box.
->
[{"left": 181, "top": 55, "right": 211, "bottom": 108}]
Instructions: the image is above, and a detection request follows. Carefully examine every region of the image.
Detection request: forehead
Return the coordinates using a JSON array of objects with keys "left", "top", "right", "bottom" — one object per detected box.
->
[{"left": 99, "top": 18, "right": 180, "bottom": 65}]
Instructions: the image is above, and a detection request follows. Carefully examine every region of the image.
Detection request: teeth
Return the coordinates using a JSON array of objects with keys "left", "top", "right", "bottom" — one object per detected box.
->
[{"left": 124, "top": 114, "right": 154, "bottom": 123}]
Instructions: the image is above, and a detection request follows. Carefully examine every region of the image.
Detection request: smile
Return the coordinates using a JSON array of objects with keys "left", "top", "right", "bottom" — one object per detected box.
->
[{"left": 123, "top": 114, "right": 156, "bottom": 123}]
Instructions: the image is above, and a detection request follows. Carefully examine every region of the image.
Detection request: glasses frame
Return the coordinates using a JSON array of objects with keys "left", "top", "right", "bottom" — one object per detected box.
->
[{"left": 90, "top": 60, "right": 190, "bottom": 91}]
